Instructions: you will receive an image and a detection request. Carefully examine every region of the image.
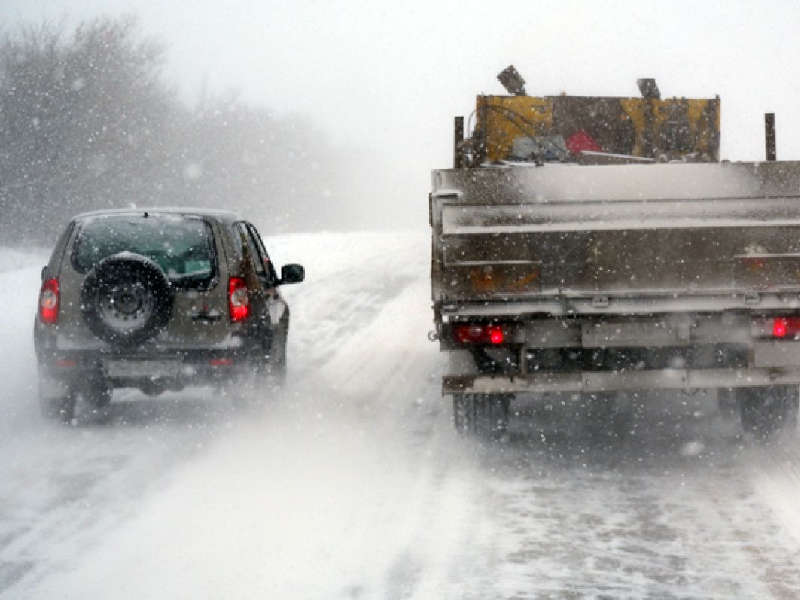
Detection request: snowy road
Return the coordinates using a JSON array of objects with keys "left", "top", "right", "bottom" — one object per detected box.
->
[{"left": 2, "top": 231, "right": 800, "bottom": 599}]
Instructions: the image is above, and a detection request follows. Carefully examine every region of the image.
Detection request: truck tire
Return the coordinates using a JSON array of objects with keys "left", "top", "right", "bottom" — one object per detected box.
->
[
  {"left": 453, "top": 393, "right": 476, "bottom": 435},
  {"left": 81, "top": 253, "right": 173, "bottom": 348},
  {"left": 453, "top": 393, "right": 510, "bottom": 441},
  {"left": 476, "top": 394, "right": 511, "bottom": 441},
  {"left": 717, "top": 387, "right": 738, "bottom": 419},
  {"left": 738, "top": 385, "right": 799, "bottom": 441}
]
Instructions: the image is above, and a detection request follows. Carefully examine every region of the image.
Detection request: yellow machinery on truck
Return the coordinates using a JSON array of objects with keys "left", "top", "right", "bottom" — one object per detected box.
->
[{"left": 459, "top": 67, "right": 720, "bottom": 166}]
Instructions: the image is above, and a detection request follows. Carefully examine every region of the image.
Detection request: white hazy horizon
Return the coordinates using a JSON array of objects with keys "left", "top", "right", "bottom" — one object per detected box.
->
[{"left": 4, "top": 0, "right": 800, "bottom": 230}]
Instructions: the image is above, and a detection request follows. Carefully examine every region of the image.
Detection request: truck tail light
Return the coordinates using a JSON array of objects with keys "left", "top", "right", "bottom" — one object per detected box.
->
[
  {"left": 228, "top": 277, "right": 250, "bottom": 322},
  {"left": 753, "top": 316, "right": 800, "bottom": 339},
  {"left": 772, "top": 317, "right": 800, "bottom": 338},
  {"left": 39, "top": 278, "right": 60, "bottom": 324},
  {"left": 452, "top": 323, "right": 506, "bottom": 345}
]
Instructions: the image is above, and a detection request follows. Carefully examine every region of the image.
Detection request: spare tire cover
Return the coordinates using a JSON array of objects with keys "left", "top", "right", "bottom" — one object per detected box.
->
[{"left": 81, "top": 252, "right": 173, "bottom": 347}]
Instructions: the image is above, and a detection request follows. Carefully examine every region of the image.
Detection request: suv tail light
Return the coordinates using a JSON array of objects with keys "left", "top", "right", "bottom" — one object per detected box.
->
[
  {"left": 452, "top": 323, "right": 506, "bottom": 345},
  {"left": 39, "top": 278, "right": 60, "bottom": 324},
  {"left": 228, "top": 277, "right": 250, "bottom": 322}
]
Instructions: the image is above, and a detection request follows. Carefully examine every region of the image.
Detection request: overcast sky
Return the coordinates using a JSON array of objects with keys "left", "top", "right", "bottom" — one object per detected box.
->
[{"left": 4, "top": 0, "right": 800, "bottom": 226}]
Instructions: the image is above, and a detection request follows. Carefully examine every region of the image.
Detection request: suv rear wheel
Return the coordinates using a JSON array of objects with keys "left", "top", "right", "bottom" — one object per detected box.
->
[
  {"left": 266, "top": 328, "right": 287, "bottom": 384},
  {"left": 82, "top": 377, "right": 112, "bottom": 409},
  {"left": 230, "top": 329, "right": 289, "bottom": 409},
  {"left": 40, "top": 393, "right": 77, "bottom": 422}
]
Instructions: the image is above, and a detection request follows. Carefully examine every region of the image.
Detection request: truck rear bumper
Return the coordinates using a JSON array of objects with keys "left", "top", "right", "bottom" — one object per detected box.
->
[{"left": 444, "top": 368, "right": 800, "bottom": 395}]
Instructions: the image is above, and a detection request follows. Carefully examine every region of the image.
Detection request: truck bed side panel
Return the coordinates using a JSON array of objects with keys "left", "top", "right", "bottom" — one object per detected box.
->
[{"left": 431, "top": 162, "right": 800, "bottom": 305}]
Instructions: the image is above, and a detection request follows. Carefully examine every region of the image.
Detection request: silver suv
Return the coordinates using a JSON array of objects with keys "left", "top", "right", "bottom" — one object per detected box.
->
[{"left": 34, "top": 208, "right": 304, "bottom": 420}]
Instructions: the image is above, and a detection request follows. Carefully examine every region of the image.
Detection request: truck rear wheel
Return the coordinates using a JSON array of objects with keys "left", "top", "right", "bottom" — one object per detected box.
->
[
  {"left": 453, "top": 393, "right": 511, "bottom": 441},
  {"left": 717, "top": 387, "right": 738, "bottom": 419},
  {"left": 453, "top": 393, "right": 474, "bottom": 434},
  {"left": 737, "top": 385, "right": 799, "bottom": 441}
]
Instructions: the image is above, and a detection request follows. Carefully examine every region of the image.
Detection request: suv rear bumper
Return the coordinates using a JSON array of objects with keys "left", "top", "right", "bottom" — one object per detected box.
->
[{"left": 37, "top": 347, "right": 260, "bottom": 396}]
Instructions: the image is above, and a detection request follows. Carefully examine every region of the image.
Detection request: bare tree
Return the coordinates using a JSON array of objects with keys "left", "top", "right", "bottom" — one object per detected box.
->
[
  {"left": 0, "top": 17, "right": 176, "bottom": 243},
  {"left": 0, "top": 16, "right": 364, "bottom": 246}
]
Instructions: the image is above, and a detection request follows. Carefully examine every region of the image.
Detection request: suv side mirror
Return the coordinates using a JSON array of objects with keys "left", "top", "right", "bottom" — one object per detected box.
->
[{"left": 280, "top": 264, "right": 305, "bottom": 285}]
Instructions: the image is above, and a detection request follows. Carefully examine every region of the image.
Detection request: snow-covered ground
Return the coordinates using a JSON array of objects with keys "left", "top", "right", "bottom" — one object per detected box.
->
[{"left": 2, "top": 232, "right": 800, "bottom": 599}]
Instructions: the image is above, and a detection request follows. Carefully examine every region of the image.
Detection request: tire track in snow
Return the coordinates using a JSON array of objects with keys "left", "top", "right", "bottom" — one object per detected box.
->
[
  {"left": 0, "top": 404, "right": 235, "bottom": 597},
  {"left": 454, "top": 401, "right": 800, "bottom": 599},
  {"left": 301, "top": 270, "right": 505, "bottom": 599}
]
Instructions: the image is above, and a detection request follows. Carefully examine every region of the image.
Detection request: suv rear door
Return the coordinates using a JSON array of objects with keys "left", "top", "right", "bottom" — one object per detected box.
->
[
  {"left": 58, "top": 213, "right": 233, "bottom": 349},
  {"left": 164, "top": 217, "right": 232, "bottom": 348}
]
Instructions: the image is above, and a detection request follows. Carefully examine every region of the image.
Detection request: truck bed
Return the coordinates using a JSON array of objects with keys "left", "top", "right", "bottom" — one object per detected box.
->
[{"left": 431, "top": 161, "right": 800, "bottom": 315}]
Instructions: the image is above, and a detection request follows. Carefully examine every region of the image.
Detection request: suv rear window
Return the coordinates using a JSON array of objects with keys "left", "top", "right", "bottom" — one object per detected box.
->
[{"left": 72, "top": 214, "right": 217, "bottom": 288}]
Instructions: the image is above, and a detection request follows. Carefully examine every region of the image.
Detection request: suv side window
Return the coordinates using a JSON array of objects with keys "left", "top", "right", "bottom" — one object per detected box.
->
[
  {"left": 237, "top": 222, "right": 277, "bottom": 287},
  {"left": 247, "top": 224, "right": 279, "bottom": 284},
  {"left": 236, "top": 222, "right": 263, "bottom": 276}
]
